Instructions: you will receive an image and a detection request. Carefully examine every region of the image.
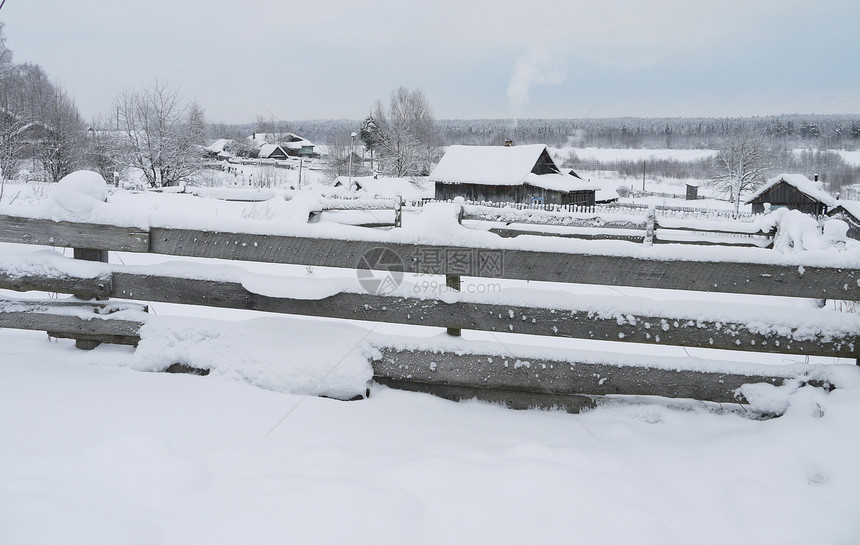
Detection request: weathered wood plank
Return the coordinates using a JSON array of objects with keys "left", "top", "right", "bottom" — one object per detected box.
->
[
  {"left": 487, "top": 227, "right": 644, "bottom": 243},
  {"left": 0, "top": 299, "right": 145, "bottom": 346},
  {"left": 0, "top": 270, "right": 835, "bottom": 359},
  {"left": 0, "top": 216, "right": 150, "bottom": 252},
  {"left": 148, "top": 227, "right": 860, "bottom": 300},
  {"left": 3, "top": 216, "right": 859, "bottom": 300},
  {"left": 374, "top": 378, "right": 597, "bottom": 413},
  {"left": 372, "top": 348, "right": 813, "bottom": 404},
  {"left": 0, "top": 270, "right": 110, "bottom": 299},
  {"left": 462, "top": 213, "right": 646, "bottom": 230}
]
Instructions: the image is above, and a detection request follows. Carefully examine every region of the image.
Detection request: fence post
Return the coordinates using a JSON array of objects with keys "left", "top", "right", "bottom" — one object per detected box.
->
[
  {"left": 72, "top": 247, "right": 109, "bottom": 350},
  {"left": 445, "top": 274, "right": 462, "bottom": 337},
  {"left": 444, "top": 198, "right": 465, "bottom": 337},
  {"left": 644, "top": 206, "right": 656, "bottom": 246},
  {"left": 394, "top": 196, "right": 403, "bottom": 228}
]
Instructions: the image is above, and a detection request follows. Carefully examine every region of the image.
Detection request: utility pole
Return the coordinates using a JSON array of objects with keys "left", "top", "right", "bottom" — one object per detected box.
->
[
  {"left": 349, "top": 131, "right": 357, "bottom": 190},
  {"left": 642, "top": 160, "right": 646, "bottom": 192}
]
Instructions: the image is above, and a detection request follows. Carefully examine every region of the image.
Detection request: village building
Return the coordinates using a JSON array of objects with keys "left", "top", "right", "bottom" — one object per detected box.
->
[
  {"left": 281, "top": 133, "right": 318, "bottom": 158},
  {"left": 249, "top": 132, "right": 318, "bottom": 158},
  {"left": 826, "top": 201, "right": 860, "bottom": 240},
  {"left": 745, "top": 173, "right": 836, "bottom": 215},
  {"left": 257, "top": 143, "right": 289, "bottom": 160},
  {"left": 332, "top": 175, "right": 435, "bottom": 201},
  {"left": 429, "top": 144, "right": 596, "bottom": 206}
]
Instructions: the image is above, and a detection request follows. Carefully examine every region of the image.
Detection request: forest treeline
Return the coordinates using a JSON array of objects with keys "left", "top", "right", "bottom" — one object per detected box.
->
[
  {"left": 209, "top": 115, "right": 860, "bottom": 195},
  {"left": 212, "top": 115, "right": 860, "bottom": 152}
]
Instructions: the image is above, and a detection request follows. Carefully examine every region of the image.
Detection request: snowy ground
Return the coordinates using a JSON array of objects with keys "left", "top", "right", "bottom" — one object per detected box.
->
[
  {"left": 2, "top": 328, "right": 859, "bottom": 545},
  {"left": 1, "top": 171, "right": 859, "bottom": 544}
]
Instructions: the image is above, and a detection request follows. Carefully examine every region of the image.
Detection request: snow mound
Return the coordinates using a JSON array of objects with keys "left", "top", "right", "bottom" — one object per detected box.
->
[
  {"left": 131, "top": 316, "right": 375, "bottom": 399},
  {"left": 400, "top": 200, "right": 475, "bottom": 245},
  {"left": 772, "top": 209, "right": 848, "bottom": 254},
  {"left": 46, "top": 170, "right": 109, "bottom": 219}
]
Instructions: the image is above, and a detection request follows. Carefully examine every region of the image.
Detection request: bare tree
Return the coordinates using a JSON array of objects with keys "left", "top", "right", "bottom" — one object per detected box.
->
[
  {"left": 32, "top": 83, "right": 86, "bottom": 182},
  {"left": 85, "top": 115, "right": 120, "bottom": 184},
  {"left": 324, "top": 131, "right": 365, "bottom": 180},
  {"left": 711, "top": 130, "right": 775, "bottom": 214},
  {"left": 113, "top": 80, "right": 205, "bottom": 187},
  {"left": 0, "top": 24, "right": 25, "bottom": 181},
  {"left": 373, "top": 87, "right": 441, "bottom": 177}
]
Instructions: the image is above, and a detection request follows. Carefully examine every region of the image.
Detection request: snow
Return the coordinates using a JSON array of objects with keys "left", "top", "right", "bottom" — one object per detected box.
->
[
  {"left": 771, "top": 209, "right": 848, "bottom": 254},
  {"left": 832, "top": 149, "right": 860, "bottom": 166},
  {"left": 257, "top": 143, "right": 286, "bottom": 159},
  {"left": 829, "top": 199, "right": 860, "bottom": 220},
  {"left": 132, "top": 316, "right": 375, "bottom": 399},
  {"left": 204, "top": 138, "right": 231, "bottom": 154},
  {"left": 558, "top": 147, "right": 719, "bottom": 163},
  {"left": 745, "top": 173, "right": 837, "bottom": 207},
  {"left": 3, "top": 169, "right": 860, "bottom": 543},
  {"left": 46, "top": 170, "right": 109, "bottom": 219},
  {"left": 1, "top": 329, "right": 859, "bottom": 545},
  {"left": 431, "top": 144, "right": 594, "bottom": 192},
  {"left": 347, "top": 176, "right": 435, "bottom": 200}
]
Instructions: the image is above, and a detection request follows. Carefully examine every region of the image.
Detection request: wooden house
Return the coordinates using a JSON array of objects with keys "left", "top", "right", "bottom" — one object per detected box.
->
[
  {"left": 257, "top": 144, "right": 289, "bottom": 160},
  {"left": 745, "top": 173, "right": 836, "bottom": 215},
  {"left": 281, "top": 133, "right": 318, "bottom": 158},
  {"left": 826, "top": 201, "right": 860, "bottom": 240},
  {"left": 430, "top": 144, "right": 596, "bottom": 206}
]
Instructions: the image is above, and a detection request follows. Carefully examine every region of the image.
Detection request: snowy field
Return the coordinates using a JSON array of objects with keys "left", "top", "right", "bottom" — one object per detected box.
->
[
  {"left": 2, "top": 328, "right": 859, "bottom": 545},
  {"left": 556, "top": 147, "right": 718, "bottom": 163},
  {"left": 1, "top": 172, "right": 860, "bottom": 544}
]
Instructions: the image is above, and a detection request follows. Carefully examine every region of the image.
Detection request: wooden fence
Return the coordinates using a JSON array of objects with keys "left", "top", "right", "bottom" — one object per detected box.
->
[
  {"left": 0, "top": 212, "right": 856, "bottom": 413},
  {"left": 462, "top": 205, "right": 775, "bottom": 247}
]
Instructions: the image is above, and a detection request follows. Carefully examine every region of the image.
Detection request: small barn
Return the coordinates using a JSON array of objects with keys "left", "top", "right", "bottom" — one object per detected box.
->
[
  {"left": 827, "top": 201, "right": 860, "bottom": 240},
  {"left": 281, "top": 133, "right": 317, "bottom": 157},
  {"left": 258, "top": 144, "right": 289, "bottom": 160},
  {"left": 745, "top": 173, "right": 836, "bottom": 215},
  {"left": 430, "top": 144, "right": 596, "bottom": 206}
]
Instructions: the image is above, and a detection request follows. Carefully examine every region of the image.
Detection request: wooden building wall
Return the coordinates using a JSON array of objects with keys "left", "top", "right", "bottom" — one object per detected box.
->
[
  {"left": 434, "top": 183, "right": 595, "bottom": 207},
  {"left": 827, "top": 208, "right": 860, "bottom": 241},
  {"left": 750, "top": 182, "right": 828, "bottom": 215}
]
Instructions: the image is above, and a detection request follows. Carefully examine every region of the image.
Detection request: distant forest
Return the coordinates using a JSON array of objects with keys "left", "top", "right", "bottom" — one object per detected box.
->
[
  {"left": 208, "top": 115, "right": 860, "bottom": 194},
  {"left": 210, "top": 115, "right": 860, "bottom": 151}
]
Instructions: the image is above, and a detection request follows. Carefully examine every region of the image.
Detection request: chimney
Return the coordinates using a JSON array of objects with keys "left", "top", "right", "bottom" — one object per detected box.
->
[
  {"left": 814, "top": 173, "right": 819, "bottom": 182},
  {"left": 504, "top": 139, "right": 513, "bottom": 147}
]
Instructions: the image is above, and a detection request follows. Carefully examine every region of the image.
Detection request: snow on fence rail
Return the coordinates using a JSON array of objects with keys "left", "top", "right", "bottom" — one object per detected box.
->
[
  {"left": 428, "top": 198, "right": 756, "bottom": 219},
  {"left": 460, "top": 204, "right": 775, "bottom": 247},
  {"left": 0, "top": 212, "right": 856, "bottom": 413}
]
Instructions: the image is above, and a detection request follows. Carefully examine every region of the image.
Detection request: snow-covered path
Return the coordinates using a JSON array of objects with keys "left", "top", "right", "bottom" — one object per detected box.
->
[{"left": 1, "top": 328, "right": 858, "bottom": 545}]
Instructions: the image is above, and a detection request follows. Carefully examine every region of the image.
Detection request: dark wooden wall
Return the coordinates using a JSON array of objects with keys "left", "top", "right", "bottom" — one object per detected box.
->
[
  {"left": 750, "top": 182, "right": 828, "bottom": 215},
  {"left": 434, "top": 183, "right": 594, "bottom": 206}
]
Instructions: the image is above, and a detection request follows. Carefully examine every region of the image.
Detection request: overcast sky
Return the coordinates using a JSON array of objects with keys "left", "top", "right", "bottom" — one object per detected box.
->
[{"left": 2, "top": 0, "right": 859, "bottom": 123}]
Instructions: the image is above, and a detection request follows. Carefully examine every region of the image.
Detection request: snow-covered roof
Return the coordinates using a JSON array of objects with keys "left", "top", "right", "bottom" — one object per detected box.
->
[
  {"left": 282, "top": 133, "right": 314, "bottom": 150},
  {"left": 522, "top": 173, "right": 593, "bottom": 192},
  {"left": 596, "top": 186, "right": 620, "bottom": 202},
  {"left": 431, "top": 145, "right": 550, "bottom": 185},
  {"left": 828, "top": 199, "right": 860, "bottom": 219},
  {"left": 745, "top": 173, "right": 837, "bottom": 207},
  {"left": 430, "top": 144, "right": 593, "bottom": 193},
  {"left": 335, "top": 176, "right": 435, "bottom": 200},
  {"left": 258, "top": 144, "right": 286, "bottom": 159},
  {"left": 205, "top": 139, "right": 231, "bottom": 154}
]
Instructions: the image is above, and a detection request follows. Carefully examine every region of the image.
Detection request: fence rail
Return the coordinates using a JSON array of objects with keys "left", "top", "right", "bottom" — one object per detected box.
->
[{"left": 0, "top": 212, "right": 855, "bottom": 413}]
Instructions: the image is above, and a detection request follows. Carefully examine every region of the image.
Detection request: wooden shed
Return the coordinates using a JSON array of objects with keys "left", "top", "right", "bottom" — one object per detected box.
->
[
  {"left": 258, "top": 144, "right": 289, "bottom": 160},
  {"left": 281, "top": 133, "right": 318, "bottom": 158},
  {"left": 745, "top": 174, "right": 836, "bottom": 216},
  {"left": 430, "top": 144, "right": 596, "bottom": 206},
  {"left": 826, "top": 201, "right": 860, "bottom": 240}
]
